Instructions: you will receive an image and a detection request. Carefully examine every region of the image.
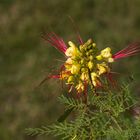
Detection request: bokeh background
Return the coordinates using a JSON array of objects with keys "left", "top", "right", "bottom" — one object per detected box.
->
[{"left": 0, "top": 0, "right": 140, "bottom": 139}]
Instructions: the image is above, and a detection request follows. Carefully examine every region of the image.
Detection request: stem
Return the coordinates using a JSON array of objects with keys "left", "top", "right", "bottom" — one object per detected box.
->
[
  {"left": 110, "top": 116, "right": 122, "bottom": 132},
  {"left": 71, "top": 135, "right": 77, "bottom": 140},
  {"left": 83, "top": 81, "right": 88, "bottom": 104},
  {"left": 88, "top": 68, "right": 95, "bottom": 89},
  {"left": 87, "top": 68, "right": 98, "bottom": 96}
]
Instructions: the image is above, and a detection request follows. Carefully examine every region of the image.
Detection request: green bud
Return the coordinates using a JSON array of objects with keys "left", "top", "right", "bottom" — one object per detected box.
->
[
  {"left": 81, "top": 68, "right": 86, "bottom": 72},
  {"left": 80, "top": 59, "right": 84, "bottom": 64},
  {"left": 83, "top": 39, "right": 93, "bottom": 50},
  {"left": 86, "top": 52, "right": 90, "bottom": 56},
  {"left": 92, "top": 43, "right": 96, "bottom": 47},
  {"left": 79, "top": 45, "right": 84, "bottom": 52},
  {"left": 89, "top": 49, "right": 93, "bottom": 53},
  {"left": 89, "top": 55, "right": 94, "bottom": 60},
  {"left": 86, "top": 38, "right": 93, "bottom": 45},
  {"left": 87, "top": 45, "right": 92, "bottom": 50}
]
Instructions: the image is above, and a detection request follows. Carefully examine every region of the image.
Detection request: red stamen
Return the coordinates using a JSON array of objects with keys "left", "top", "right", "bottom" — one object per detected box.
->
[
  {"left": 105, "top": 73, "right": 117, "bottom": 88},
  {"left": 68, "top": 16, "right": 84, "bottom": 45},
  {"left": 42, "top": 32, "right": 67, "bottom": 53},
  {"left": 113, "top": 42, "right": 140, "bottom": 59},
  {"left": 38, "top": 74, "right": 60, "bottom": 88},
  {"left": 49, "top": 75, "right": 60, "bottom": 79}
]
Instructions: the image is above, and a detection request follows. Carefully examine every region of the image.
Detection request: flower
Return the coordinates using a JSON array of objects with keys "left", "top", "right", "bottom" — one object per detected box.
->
[
  {"left": 65, "top": 41, "right": 79, "bottom": 57},
  {"left": 96, "top": 47, "right": 114, "bottom": 62},
  {"left": 97, "top": 63, "right": 110, "bottom": 75},
  {"left": 42, "top": 32, "right": 140, "bottom": 94}
]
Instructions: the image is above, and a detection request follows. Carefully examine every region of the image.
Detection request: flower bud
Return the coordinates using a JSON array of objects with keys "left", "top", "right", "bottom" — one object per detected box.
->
[
  {"left": 83, "top": 39, "right": 93, "bottom": 49},
  {"left": 88, "top": 61, "right": 94, "bottom": 70},
  {"left": 108, "top": 57, "right": 114, "bottom": 63},
  {"left": 91, "top": 72, "right": 98, "bottom": 86},
  {"left": 67, "top": 76, "right": 74, "bottom": 83},
  {"left": 81, "top": 72, "right": 88, "bottom": 81},
  {"left": 89, "top": 49, "right": 93, "bottom": 54},
  {"left": 97, "top": 63, "right": 109, "bottom": 75},
  {"left": 71, "top": 64, "right": 80, "bottom": 74},
  {"left": 87, "top": 45, "right": 92, "bottom": 50},
  {"left": 86, "top": 52, "right": 90, "bottom": 56},
  {"left": 76, "top": 82, "right": 84, "bottom": 92},
  {"left": 96, "top": 55, "right": 103, "bottom": 60},
  {"left": 80, "top": 59, "right": 85, "bottom": 64},
  {"left": 65, "top": 41, "right": 79, "bottom": 57},
  {"left": 81, "top": 68, "right": 86, "bottom": 72},
  {"left": 79, "top": 45, "right": 84, "bottom": 52},
  {"left": 101, "top": 47, "right": 112, "bottom": 58},
  {"left": 68, "top": 41, "right": 76, "bottom": 48},
  {"left": 89, "top": 55, "right": 94, "bottom": 60},
  {"left": 91, "top": 72, "right": 98, "bottom": 79},
  {"left": 92, "top": 43, "right": 96, "bottom": 47}
]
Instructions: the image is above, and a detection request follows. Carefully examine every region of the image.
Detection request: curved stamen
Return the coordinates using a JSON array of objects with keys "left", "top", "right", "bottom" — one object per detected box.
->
[
  {"left": 42, "top": 32, "right": 67, "bottom": 53},
  {"left": 113, "top": 42, "right": 140, "bottom": 59}
]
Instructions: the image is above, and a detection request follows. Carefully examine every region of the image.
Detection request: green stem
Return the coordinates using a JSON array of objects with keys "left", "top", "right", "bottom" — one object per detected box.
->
[{"left": 110, "top": 116, "right": 122, "bottom": 132}]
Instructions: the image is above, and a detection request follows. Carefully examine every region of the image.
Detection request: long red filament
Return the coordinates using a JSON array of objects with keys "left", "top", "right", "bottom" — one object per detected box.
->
[
  {"left": 113, "top": 42, "right": 140, "bottom": 59},
  {"left": 42, "top": 32, "right": 67, "bottom": 53}
]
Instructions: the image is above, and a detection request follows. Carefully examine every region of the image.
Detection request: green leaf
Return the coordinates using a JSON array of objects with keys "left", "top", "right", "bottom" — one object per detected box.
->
[{"left": 57, "top": 107, "right": 74, "bottom": 122}]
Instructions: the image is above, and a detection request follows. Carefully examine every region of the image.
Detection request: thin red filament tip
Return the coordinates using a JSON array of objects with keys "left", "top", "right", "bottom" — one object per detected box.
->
[
  {"left": 113, "top": 42, "right": 140, "bottom": 59},
  {"left": 42, "top": 32, "right": 67, "bottom": 53}
]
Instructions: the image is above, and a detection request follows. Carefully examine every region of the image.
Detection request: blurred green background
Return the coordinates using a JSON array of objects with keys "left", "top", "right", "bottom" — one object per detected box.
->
[{"left": 0, "top": 0, "right": 140, "bottom": 139}]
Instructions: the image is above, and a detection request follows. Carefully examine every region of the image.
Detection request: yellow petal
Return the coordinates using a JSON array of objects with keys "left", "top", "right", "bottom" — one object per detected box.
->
[
  {"left": 71, "top": 64, "right": 80, "bottom": 74},
  {"left": 108, "top": 57, "right": 114, "bottom": 63},
  {"left": 65, "top": 41, "right": 78, "bottom": 57},
  {"left": 88, "top": 61, "right": 94, "bottom": 70},
  {"left": 97, "top": 63, "right": 109, "bottom": 75},
  {"left": 101, "top": 47, "right": 112, "bottom": 58},
  {"left": 76, "top": 82, "right": 84, "bottom": 92},
  {"left": 96, "top": 55, "right": 103, "bottom": 60}
]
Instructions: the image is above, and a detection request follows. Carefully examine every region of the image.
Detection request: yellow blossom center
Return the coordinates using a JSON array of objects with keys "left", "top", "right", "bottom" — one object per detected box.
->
[{"left": 61, "top": 39, "right": 114, "bottom": 93}]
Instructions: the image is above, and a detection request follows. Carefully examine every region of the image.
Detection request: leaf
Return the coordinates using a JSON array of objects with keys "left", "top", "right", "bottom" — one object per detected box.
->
[{"left": 57, "top": 107, "right": 74, "bottom": 122}]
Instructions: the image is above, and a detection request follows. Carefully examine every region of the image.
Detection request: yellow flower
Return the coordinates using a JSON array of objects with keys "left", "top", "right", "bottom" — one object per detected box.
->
[
  {"left": 66, "top": 58, "right": 72, "bottom": 64},
  {"left": 101, "top": 47, "right": 112, "bottom": 58},
  {"left": 91, "top": 72, "right": 98, "bottom": 86},
  {"left": 91, "top": 72, "right": 98, "bottom": 79},
  {"left": 83, "top": 39, "right": 93, "bottom": 47},
  {"left": 108, "top": 57, "right": 114, "bottom": 63},
  {"left": 65, "top": 41, "right": 79, "bottom": 57},
  {"left": 60, "top": 71, "right": 70, "bottom": 79},
  {"left": 96, "top": 55, "right": 103, "bottom": 60},
  {"left": 67, "top": 76, "right": 74, "bottom": 83},
  {"left": 97, "top": 63, "right": 110, "bottom": 75},
  {"left": 97, "top": 47, "right": 114, "bottom": 63},
  {"left": 71, "top": 64, "right": 81, "bottom": 74},
  {"left": 45, "top": 32, "right": 134, "bottom": 94},
  {"left": 65, "top": 58, "right": 73, "bottom": 69},
  {"left": 80, "top": 72, "right": 88, "bottom": 81},
  {"left": 57, "top": 39, "right": 114, "bottom": 93},
  {"left": 76, "top": 82, "right": 84, "bottom": 92},
  {"left": 92, "top": 43, "right": 96, "bottom": 47},
  {"left": 88, "top": 61, "right": 94, "bottom": 70}
]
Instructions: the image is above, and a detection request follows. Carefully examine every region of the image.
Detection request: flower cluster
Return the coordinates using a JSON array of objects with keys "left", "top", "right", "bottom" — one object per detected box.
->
[
  {"left": 42, "top": 33, "right": 140, "bottom": 94},
  {"left": 62, "top": 39, "right": 114, "bottom": 93}
]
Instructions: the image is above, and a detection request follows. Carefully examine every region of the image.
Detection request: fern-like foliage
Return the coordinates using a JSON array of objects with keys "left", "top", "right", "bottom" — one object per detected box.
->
[
  {"left": 58, "top": 95, "right": 85, "bottom": 110},
  {"left": 26, "top": 83, "right": 140, "bottom": 140}
]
